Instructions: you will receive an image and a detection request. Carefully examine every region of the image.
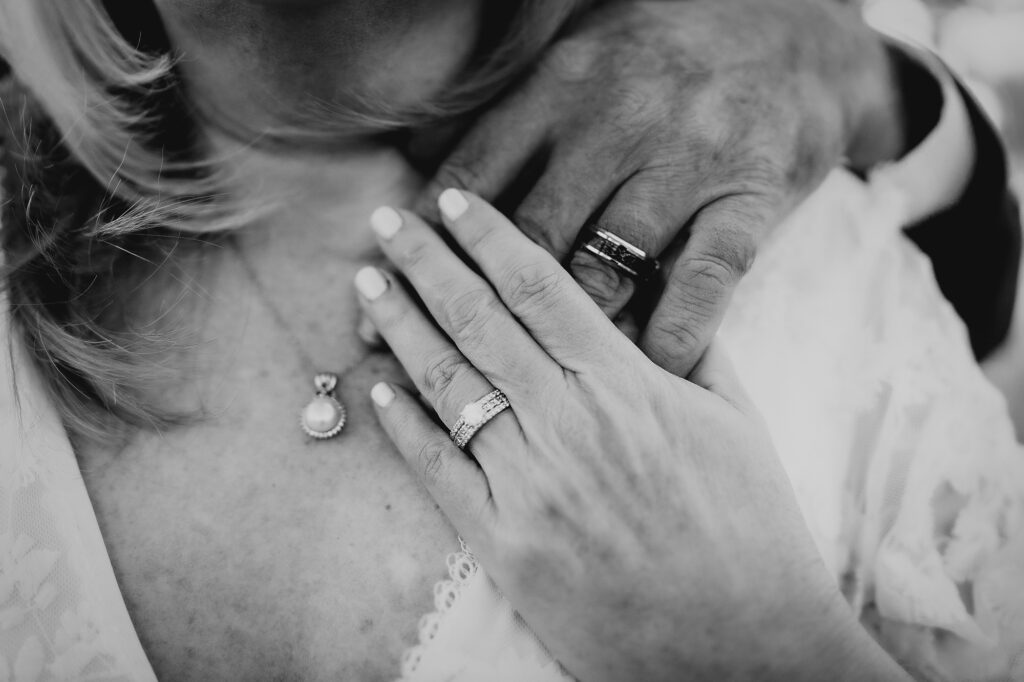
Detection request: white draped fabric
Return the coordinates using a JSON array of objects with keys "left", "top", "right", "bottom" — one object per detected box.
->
[{"left": 396, "top": 171, "right": 1024, "bottom": 682}]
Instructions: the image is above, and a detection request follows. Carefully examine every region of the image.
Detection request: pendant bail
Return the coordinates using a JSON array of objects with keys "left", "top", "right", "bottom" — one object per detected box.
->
[
  {"left": 314, "top": 372, "right": 338, "bottom": 395},
  {"left": 301, "top": 372, "right": 346, "bottom": 440}
]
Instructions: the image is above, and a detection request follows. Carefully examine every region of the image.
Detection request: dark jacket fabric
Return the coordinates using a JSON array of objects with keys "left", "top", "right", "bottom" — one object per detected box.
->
[{"left": 905, "top": 82, "right": 1021, "bottom": 359}]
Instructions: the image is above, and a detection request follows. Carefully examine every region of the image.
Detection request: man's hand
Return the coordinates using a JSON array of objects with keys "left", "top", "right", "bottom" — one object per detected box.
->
[{"left": 413, "top": 0, "right": 906, "bottom": 376}]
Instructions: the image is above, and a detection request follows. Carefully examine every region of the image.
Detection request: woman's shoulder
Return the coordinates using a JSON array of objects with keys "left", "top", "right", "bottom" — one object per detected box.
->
[{"left": 0, "top": 294, "right": 157, "bottom": 682}]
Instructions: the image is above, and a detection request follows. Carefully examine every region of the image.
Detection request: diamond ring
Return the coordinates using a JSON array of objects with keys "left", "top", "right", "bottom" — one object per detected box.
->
[{"left": 449, "top": 389, "right": 511, "bottom": 450}]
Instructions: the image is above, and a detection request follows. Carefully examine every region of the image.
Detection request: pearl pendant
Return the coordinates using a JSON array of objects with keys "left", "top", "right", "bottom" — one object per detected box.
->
[{"left": 301, "top": 373, "right": 346, "bottom": 439}]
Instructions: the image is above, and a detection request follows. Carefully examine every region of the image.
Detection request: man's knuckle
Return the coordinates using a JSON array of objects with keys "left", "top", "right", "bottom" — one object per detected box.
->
[
  {"left": 681, "top": 248, "right": 748, "bottom": 291},
  {"left": 609, "top": 81, "right": 663, "bottom": 126},
  {"left": 718, "top": 157, "right": 786, "bottom": 198},
  {"left": 435, "top": 160, "right": 486, "bottom": 193},
  {"left": 665, "top": 268, "right": 724, "bottom": 323},
  {"left": 544, "top": 38, "right": 600, "bottom": 82},
  {"left": 649, "top": 311, "right": 705, "bottom": 357},
  {"left": 710, "top": 227, "right": 758, "bottom": 276},
  {"left": 569, "top": 253, "right": 628, "bottom": 310}
]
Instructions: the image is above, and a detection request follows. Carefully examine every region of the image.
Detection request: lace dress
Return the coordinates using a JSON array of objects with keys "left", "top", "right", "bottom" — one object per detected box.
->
[{"left": 2, "top": 172, "right": 1023, "bottom": 679}]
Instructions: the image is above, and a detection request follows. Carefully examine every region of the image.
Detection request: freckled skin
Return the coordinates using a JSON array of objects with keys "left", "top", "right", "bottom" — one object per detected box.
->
[{"left": 76, "top": 148, "right": 460, "bottom": 681}]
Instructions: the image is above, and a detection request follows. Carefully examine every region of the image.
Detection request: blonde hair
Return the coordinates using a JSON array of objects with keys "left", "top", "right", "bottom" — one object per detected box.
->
[{"left": 0, "top": 0, "right": 591, "bottom": 444}]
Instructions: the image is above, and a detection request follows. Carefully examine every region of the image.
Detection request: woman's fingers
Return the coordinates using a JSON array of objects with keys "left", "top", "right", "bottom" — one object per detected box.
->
[
  {"left": 370, "top": 382, "right": 495, "bottom": 541},
  {"left": 436, "top": 189, "right": 635, "bottom": 369},
  {"left": 356, "top": 312, "right": 383, "bottom": 347},
  {"left": 369, "top": 206, "right": 559, "bottom": 399},
  {"left": 354, "top": 266, "right": 519, "bottom": 455}
]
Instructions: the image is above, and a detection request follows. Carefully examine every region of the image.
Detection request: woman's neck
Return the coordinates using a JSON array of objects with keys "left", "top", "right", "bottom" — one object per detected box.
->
[
  {"left": 220, "top": 134, "right": 421, "bottom": 260},
  {"left": 156, "top": 0, "right": 486, "bottom": 143}
]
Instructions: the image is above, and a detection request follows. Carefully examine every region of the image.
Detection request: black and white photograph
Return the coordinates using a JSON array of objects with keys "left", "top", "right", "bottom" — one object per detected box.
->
[{"left": 1, "top": 0, "right": 1023, "bottom": 680}]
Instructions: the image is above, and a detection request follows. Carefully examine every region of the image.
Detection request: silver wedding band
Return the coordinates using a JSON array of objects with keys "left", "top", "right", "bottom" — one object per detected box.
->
[
  {"left": 449, "top": 389, "right": 511, "bottom": 450},
  {"left": 580, "top": 227, "right": 660, "bottom": 282}
]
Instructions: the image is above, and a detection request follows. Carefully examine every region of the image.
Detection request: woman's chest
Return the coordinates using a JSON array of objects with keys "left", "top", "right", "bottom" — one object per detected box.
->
[{"left": 78, "top": 329, "right": 458, "bottom": 681}]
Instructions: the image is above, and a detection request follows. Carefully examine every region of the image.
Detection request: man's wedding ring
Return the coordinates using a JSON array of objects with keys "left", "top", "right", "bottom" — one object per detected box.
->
[
  {"left": 450, "top": 389, "right": 511, "bottom": 450},
  {"left": 580, "top": 227, "right": 660, "bottom": 281}
]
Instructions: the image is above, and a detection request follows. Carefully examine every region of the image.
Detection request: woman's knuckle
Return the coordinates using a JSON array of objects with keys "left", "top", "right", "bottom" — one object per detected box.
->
[
  {"left": 397, "top": 239, "right": 432, "bottom": 273},
  {"left": 499, "top": 262, "right": 562, "bottom": 312},
  {"left": 682, "top": 248, "right": 747, "bottom": 290},
  {"left": 444, "top": 290, "right": 499, "bottom": 345},
  {"left": 420, "top": 348, "right": 467, "bottom": 397},
  {"left": 416, "top": 440, "right": 449, "bottom": 485}
]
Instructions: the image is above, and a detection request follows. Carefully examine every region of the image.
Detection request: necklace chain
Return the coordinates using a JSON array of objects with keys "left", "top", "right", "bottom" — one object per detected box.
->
[
  {"left": 230, "top": 238, "right": 322, "bottom": 376},
  {"left": 229, "top": 237, "right": 363, "bottom": 439}
]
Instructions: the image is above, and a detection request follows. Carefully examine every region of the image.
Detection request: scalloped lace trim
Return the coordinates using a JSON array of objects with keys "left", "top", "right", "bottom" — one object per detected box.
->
[{"left": 397, "top": 538, "right": 478, "bottom": 681}]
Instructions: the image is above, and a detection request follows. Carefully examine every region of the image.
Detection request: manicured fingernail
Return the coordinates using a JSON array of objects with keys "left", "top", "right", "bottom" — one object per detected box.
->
[
  {"left": 371, "top": 382, "right": 396, "bottom": 407},
  {"left": 438, "top": 188, "right": 469, "bottom": 221},
  {"left": 371, "top": 206, "right": 403, "bottom": 240},
  {"left": 355, "top": 266, "right": 389, "bottom": 301}
]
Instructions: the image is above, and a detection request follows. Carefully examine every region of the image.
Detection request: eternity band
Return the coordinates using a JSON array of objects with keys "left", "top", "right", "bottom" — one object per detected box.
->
[
  {"left": 580, "top": 227, "right": 660, "bottom": 281},
  {"left": 449, "top": 389, "right": 511, "bottom": 450}
]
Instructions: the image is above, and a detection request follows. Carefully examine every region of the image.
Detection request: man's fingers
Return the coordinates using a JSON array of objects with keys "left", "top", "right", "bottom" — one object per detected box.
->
[
  {"left": 569, "top": 172, "right": 697, "bottom": 315},
  {"left": 370, "top": 382, "right": 495, "bottom": 540},
  {"left": 510, "top": 138, "right": 630, "bottom": 259},
  {"left": 413, "top": 89, "right": 549, "bottom": 222},
  {"left": 640, "top": 196, "right": 764, "bottom": 378}
]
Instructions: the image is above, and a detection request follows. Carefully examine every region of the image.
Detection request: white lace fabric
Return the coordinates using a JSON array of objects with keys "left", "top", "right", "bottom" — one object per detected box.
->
[
  {"left": 720, "top": 172, "right": 1024, "bottom": 682},
  {"left": 0, "top": 313, "right": 157, "bottom": 681},
  {"left": 2, "top": 168, "right": 1024, "bottom": 681}
]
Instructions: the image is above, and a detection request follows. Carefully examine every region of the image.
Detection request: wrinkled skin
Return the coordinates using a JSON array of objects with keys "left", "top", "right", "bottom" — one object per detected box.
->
[
  {"left": 359, "top": 191, "right": 912, "bottom": 681},
  {"left": 405, "top": 0, "right": 903, "bottom": 376}
]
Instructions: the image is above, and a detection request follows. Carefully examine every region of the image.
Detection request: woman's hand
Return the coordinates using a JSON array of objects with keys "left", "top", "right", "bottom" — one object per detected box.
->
[
  {"left": 408, "top": 0, "right": 906, "bottom": 378},
  {"left": 356, "top": 190, "right": 911, "bottom": 681}
]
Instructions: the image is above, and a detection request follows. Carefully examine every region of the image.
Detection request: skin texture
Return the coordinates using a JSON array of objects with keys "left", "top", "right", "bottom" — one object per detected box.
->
[
  {"left": 153, "top": 0, "right": 485, "bottom": 138},
  {"left": 77, "top": 145, "right": 455, "bottom": 681},
  {"left": 361, "top": 190, "right": 913, "bottom": 681},
  {"left": 406, "top": 0, "right": 906, "bottom": 377},
  {"left": 75, "top": 0, "right": 914, "bottom": 677}
]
